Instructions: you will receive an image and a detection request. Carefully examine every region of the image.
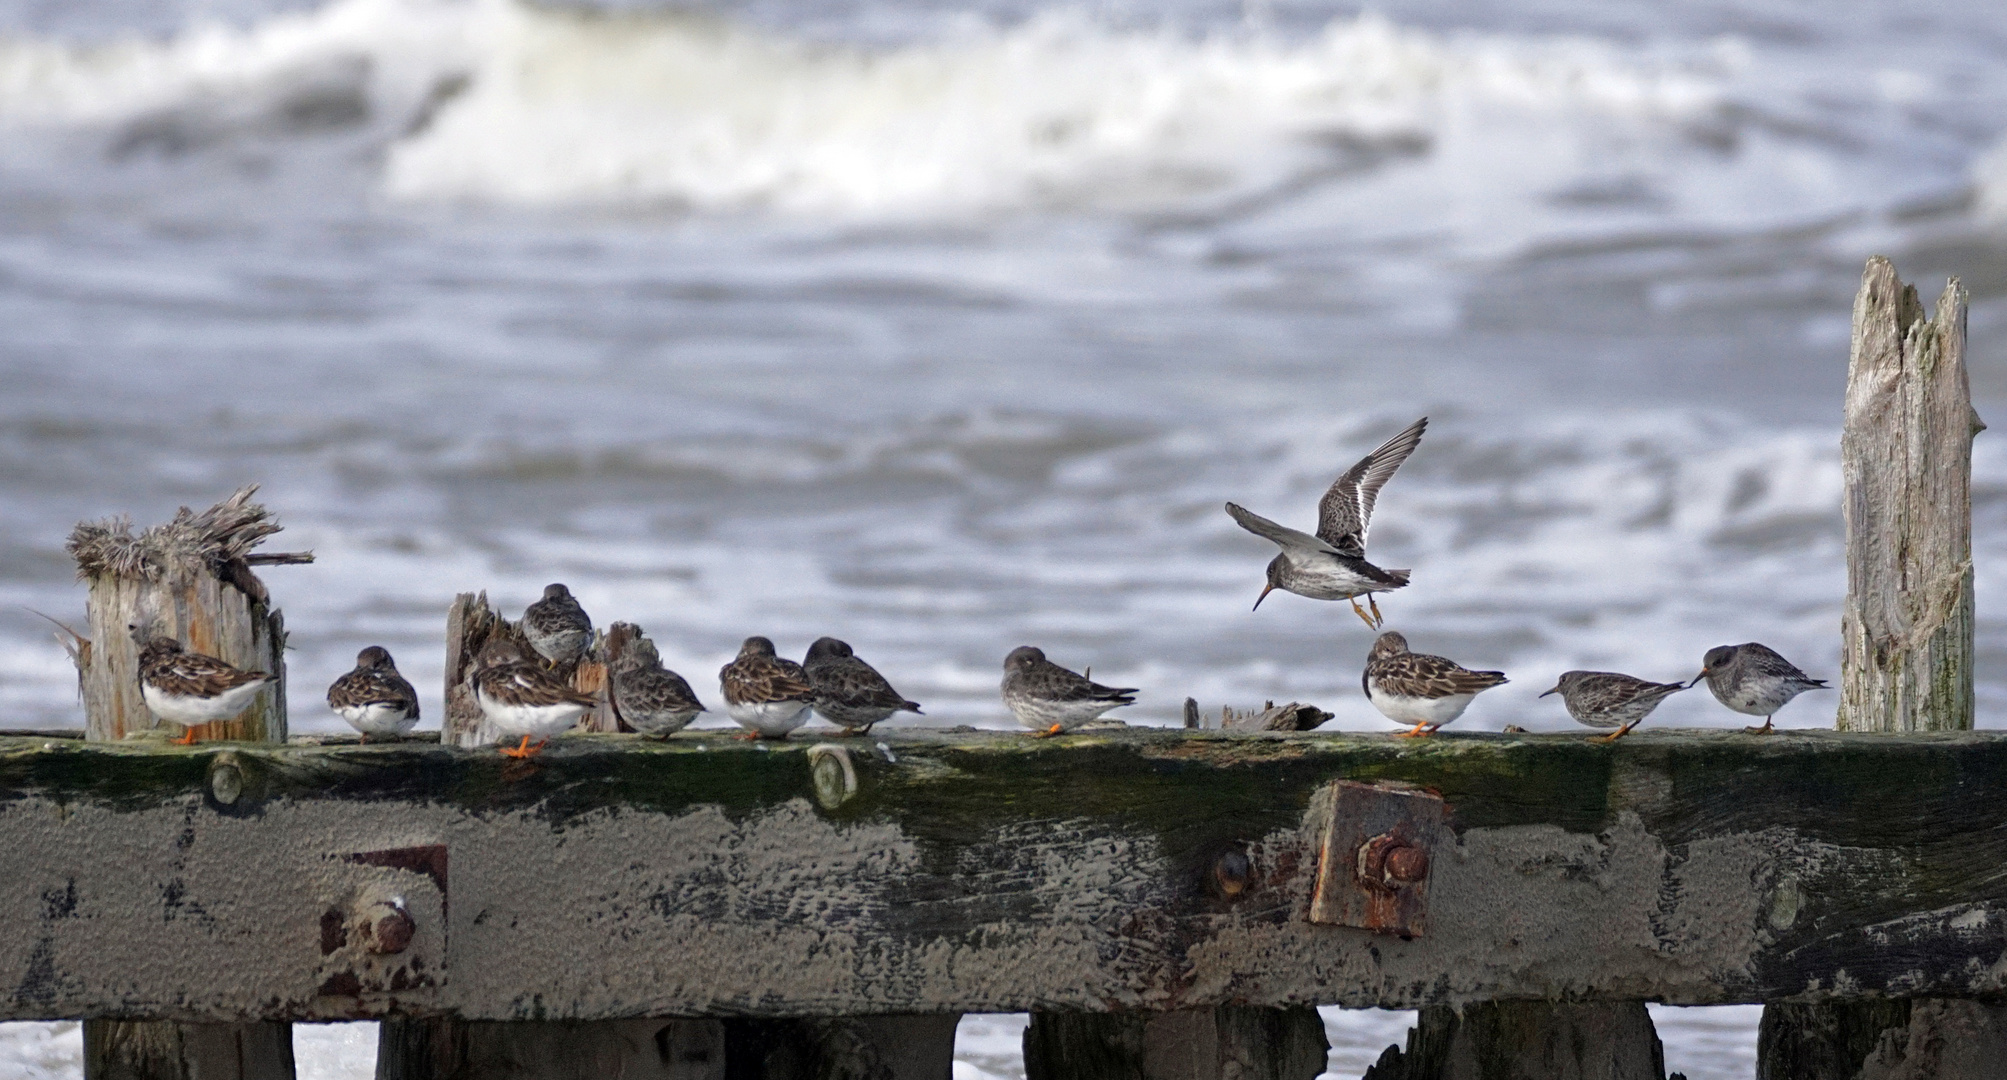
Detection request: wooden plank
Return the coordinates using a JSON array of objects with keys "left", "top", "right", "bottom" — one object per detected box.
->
[{"left": 4, "top": 729, "right": 2007, "bottom": 1021}]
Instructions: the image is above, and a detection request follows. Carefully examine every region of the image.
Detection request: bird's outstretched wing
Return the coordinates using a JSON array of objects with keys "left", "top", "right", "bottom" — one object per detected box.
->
[
  {"left": 1225, "top": 502, "right": 1344, "bottom": 558},
  {"left": 1316, "top": 417, "right": 1427, "bottom": 556}
]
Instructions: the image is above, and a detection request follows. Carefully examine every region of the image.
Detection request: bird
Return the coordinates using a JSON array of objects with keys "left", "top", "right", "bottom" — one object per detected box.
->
[
  {"left": 1225, "top": 416, "right": 1427, "bottom": 629},
  {"left": 719, "top": 636, "right": 816, "bottom": 739},
  {"left": 326, "top": 646, "right": 420, "bottom": 742},
  {"left": 1539, "top": 670, "right": 1687, "bottom": 742},
  {"left": 1362, "top": 630, "right": 1506, "bottom": 737},
  {"left": 1000, "top": 646, "right": 1137, "bottom": 737},
  {"left": 131, "top": 626, "right": 278, "bottom": 745},
  {"left": 1696, "top": 642, "right": 1830, "bottom": 734},
  {"left": 471, "top": 638, "right": 598, "bottom": 758},
  {"left": 611, "top": 638, "right": 706, "bottom": 737},
  {"left": 522, "top": 583, "right": 592, "bottom": 669},
  {"left": 803, "top": 637, "right": 922, "bottom": 736}
]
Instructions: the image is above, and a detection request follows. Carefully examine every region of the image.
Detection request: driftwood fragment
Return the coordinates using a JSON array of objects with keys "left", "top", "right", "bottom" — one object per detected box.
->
[{"left": 1219, "top": 701, "right": 1332, "bottom": 732}]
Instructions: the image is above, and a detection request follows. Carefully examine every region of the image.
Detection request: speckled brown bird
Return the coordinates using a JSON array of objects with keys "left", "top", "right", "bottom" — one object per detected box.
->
[
  {"left": 1697, "top": 642, "right": 1830, "bottom": 733},
  {"left": 803, "top": 637, "right": 921, "bottom": 736},
  {"left": 1226, "top": 416, "right": 1426, "bottom": 629},
  {"left": 522, "top": 583, "right": 592, "bottom": 668},
  {"left": 719, "top": 636, "right": 815, "bottom": 739},
  {"left": 1362, "top": 630, "right": 1506, "bottom": 737},
  {"left": 326, "top": 645, "right": 420, "bottom": 742},
  {"left": 1539, "top": 670, "right": 1686, "bottom": 742},
  {"left": 611, "top": 639, "right": 706, "bottom": 737},
  {"left": 472, "top": 640, "right": 598, "bottom": 758},
  {"left": 1000, "top": 646, "right": 1136, "bottom": 737},
  {"left": 132, "top": 626, "right": 277, "bottom": 744}
]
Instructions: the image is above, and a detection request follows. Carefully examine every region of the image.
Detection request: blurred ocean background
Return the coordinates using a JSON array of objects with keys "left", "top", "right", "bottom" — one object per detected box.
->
[{"left": 4, "top": 0, "right": 2007, "bottom": 1074}]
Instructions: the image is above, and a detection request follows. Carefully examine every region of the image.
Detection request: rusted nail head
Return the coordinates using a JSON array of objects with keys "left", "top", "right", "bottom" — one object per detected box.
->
[
  {"left": 1383, "top": 844, "right": 1430, "bottom": 884},
  {"left": 365, "top": 902, "right": 414, "bottom": 954},
  {"left": 1212, "top": 850, "right": 1251, "bottom": 898}
]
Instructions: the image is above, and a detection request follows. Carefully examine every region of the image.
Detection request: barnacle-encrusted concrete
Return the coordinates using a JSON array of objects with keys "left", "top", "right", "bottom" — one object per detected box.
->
[{"left": 3, "top": 728, "right": 2005, "bottom": 1022}]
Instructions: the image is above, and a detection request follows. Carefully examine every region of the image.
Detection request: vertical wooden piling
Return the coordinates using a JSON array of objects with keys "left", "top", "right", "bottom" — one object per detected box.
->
[
  {"left": 1758, "top": 260, "right": 2003, "bottom": 1077},
  {"left": 1022, "top": 1007, "right": 1328, "bottom": 1080},
  {"left": 1358, "top": 1002, "right": 1667, "bottom": 1080},
  {"left": 66, "top": 486, "right": 301, "bottom": 742},
  {"left": 1837, "top": 256, "right": 1984, "bottom": 731},
  {"left": 67, "top": 487, "right": 307, "bottom": 1080}
]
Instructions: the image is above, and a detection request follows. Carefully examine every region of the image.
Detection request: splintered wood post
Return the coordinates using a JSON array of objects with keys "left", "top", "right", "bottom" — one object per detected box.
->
[
  {"left": 1761, "top": 258, "right": 2002, "bottom": 1077},
  {"left": 1022, "top": 1007, "right": 1328, "bottom": 1080},
  {"left": 66, "top": 485, "right": 300, "bottom": 742},
  {"left": 67, "top": 487, "right": 305, "bottom": 1080},
  {"left": 1838, "top": 256, "right": 1983, "bottom": 731}
]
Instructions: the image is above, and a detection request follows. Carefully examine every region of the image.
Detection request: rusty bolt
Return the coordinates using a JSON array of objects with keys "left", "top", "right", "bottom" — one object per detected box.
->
[
  {"left": 1383, "top": 844, "right": 1430, "bottom": 885},
  {"left": 1356, "top": 832, "right": 1430, "bottom": 891},
  {"left": 1210, "top": 850, "right": 1251, "bottom": 900},
  {"left": 362, "top": 900, "right": 414, "bottom": 955}
]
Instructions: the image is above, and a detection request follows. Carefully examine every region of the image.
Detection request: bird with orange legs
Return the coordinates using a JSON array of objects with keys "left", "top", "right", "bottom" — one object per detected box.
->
[
  {"left": 472, "top": 638, "right": 598, "bottom": 758},
  {"left": 132, "top": 625, "right": 277, "bottom": 744},
  {"left": 1362, "top": 631, "right": 1506, "bottom": 738},
  {"left": 1000, "top": 646, "right": 1137, "bottom": 737}
]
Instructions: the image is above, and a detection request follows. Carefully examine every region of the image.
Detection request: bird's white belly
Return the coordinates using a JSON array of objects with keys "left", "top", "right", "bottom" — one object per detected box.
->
[
  {"left": 143, "top": 680, "right": 267, "bottom": 726},
  {"left": 1368, "top": 687, "right": 1475, "bottom": 727},
  {"left": 477, "top": 691, "right": 590, "bottom": 739},
  {"left": 340, "top": 703, "right": 418, "bottom": 736},
  {"left": 1008, "top": 698, "right": 1118, "bottom": 731},
  {"left": 728, "top": 700, "right": 810, "bottom": 736},
  {"left": 1286, "top": 558, "right": 1381, "bottom": 600}
]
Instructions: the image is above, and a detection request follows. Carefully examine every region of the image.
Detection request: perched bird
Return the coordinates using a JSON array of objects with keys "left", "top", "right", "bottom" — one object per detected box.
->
[
  {"left": 1362, "top": 631, "right": 1506, "bottom": 737},
  {"left": 326, "top": 646, "right": 420, "bottom": 742},
  {"left": 1697, "top": 643, "right": 1830, "bottom": 734},
  {"left": 1226, "top": 416, "right": 1427, "bottom": 629},
  {"left": 131, "top": 626, "right": 278, "bottom": 744},
  {"left": 1539, "top": 670, "right": 1687, "bottom": 742},
  {"left": 803, "top": 637, "right": 922, "bottom": 736},
  {"left": 1000, "top": 646, "right": 1137, "bottom": 737},
  {"left": 522, "top": 583, "right": 592, "bottom": 668},
  {"left": 611, "top": 639, "right": 706, "bottom": 737},
  {"left": 471, "top": 639, "right": 598, "bottom": 758},
  {"left": 719, "top": 636, "right": 816, "bottom": 739}
]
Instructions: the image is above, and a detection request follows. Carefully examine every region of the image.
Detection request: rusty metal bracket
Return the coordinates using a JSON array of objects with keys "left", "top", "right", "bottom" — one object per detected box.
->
[{"left": 1308, "top": 781, "right": 1444, "bottom": 937}]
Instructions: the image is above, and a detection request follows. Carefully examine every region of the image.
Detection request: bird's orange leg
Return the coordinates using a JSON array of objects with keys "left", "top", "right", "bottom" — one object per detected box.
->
[
  {"left": 1368, "top": 594, "right": 1385, "bottom": 627},
  {"left": 174, "top": 726, "right": 200, "bottom": 746},
  {"left": 1744, "top": 717, "right": 1776, "bottom": 735},
  {"left": 1348, "top": 598, "right": 1378, "bottom": 630},
  {"left": 735, "top": 730, "right": 763, "bottom": 741},
  {"left": 500, "top": 735, "right": 541, "bottom": 759},
  {"left": 1596, "top": 721, "right": 1640, "bottom": 743},
  {"left": 1394, "top": 720, "right": 1433, "bottom": 738},
  {"left": 1031, "top": 723, "right": 1064, "bottom": 739}
]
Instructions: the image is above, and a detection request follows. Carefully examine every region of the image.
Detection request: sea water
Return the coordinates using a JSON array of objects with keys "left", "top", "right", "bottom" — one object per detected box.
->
[{"left": 2, "top": 0, "right": 2006, "bottom": 1075}]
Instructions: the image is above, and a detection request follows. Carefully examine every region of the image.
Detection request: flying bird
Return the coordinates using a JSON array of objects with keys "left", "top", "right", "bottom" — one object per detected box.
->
[{"left": 1226, "top": 416, "right": 1427, "bottom": 629}]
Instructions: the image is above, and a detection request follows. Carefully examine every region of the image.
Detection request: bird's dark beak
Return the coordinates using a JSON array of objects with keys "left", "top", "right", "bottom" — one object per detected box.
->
[
  {"left": 1690, "top": 668, "right": 1708, "bottom": 687},
  {"left": 1252, "top": 583, "right": 1275, "bottom": 611},
  {"left": 1539, "top": 686, "right": 1559, "bottom": 698}
]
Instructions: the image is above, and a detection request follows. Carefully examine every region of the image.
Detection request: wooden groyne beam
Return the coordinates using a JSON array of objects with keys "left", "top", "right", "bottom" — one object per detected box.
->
[{"left": 6, "top": 727, "right": 2007, "bottom": 1024}]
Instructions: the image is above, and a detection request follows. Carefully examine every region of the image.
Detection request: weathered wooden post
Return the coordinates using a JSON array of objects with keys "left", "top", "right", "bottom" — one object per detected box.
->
[
  {"left": 1757, "top": 259, "right": 2007, "bottom": 1077},
  {"left": 1359, "top": 1002, "right": 1667, "bottom": 1080},
  {"left": 1023, "top": 1006, "right": 1329, "bottom": 1080},
  {"left": 382, "top": 597, "right": 960, "bottom": 1079},
  {"left": 64, "top": 487, "right": 308, "bottom": 1080}
]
